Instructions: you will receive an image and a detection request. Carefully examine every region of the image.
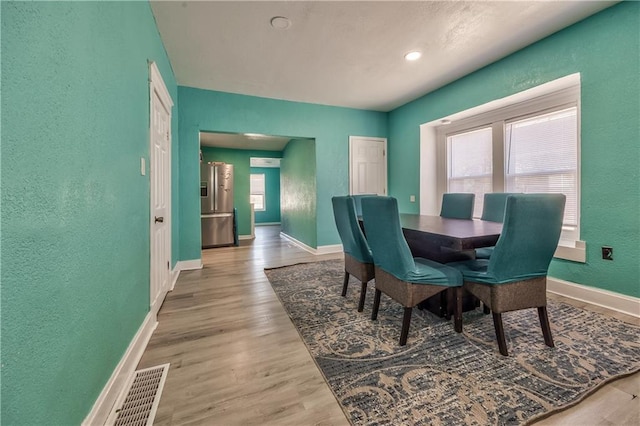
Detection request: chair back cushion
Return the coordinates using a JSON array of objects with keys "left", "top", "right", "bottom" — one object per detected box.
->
[
  {"left": 352, "top": 194, "right": 376, "bottom": 216},
  {"left": 361, "top": 196, "right": 416, "bottom": 278},
  {"left": 440, "top": 193, "right": 475, "bottom": 220},
  {"left": 481, "top": 193, "right": 515, "bottom": 223},
  {"left": 331, "top": 196, "right": 373, "bottom": 263},
  {"left": 488, "top": 194, "right": 566, "bottom": 282}
]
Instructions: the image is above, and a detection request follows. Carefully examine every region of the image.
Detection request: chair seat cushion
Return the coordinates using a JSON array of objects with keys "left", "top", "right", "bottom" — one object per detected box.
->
[
  {"left": 475, "top": 246, "right": 494, "bottom": 259},
  {"left": 403, "top": 258, "right": 463, "bottom": 286},
  {"left": 448, "top": 259, "right": 547, "bottom": 285}
]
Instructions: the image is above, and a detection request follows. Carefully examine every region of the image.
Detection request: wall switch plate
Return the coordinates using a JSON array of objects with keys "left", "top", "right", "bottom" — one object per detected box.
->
[
  {"left": 601, "top": 246, "right": 613, "bottom": 260},
  {"left": 410, "top": 195, "right": 416, "bottom": 202},
  {"left": 140, "top": 157, "right": 146, "bottom": 176}
]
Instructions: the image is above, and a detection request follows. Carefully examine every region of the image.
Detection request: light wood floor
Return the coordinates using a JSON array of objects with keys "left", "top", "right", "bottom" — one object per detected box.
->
[{"left": 138, "top": 225, "right": 639, "bottom": 425}]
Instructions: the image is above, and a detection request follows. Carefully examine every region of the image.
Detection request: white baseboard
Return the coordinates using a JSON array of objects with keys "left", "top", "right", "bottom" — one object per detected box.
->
[
  {"left": 316, "top": 244, "right": 343, "bottom": 255},
  {"left": 280, "top": 232, "right": 315, "bottom": 254},
  {"left": 239, "top": 234, "right": 255, "bottom": 240},
  {"left": 548, "top": 276, "right": 640, "bottom": 318},
  {"left": 82, "top": 312, "right": 157, "bottom": 426},
  {"left": 175, "top": 259, "right": 203, "bottom": 271},
  {"left": 256, "top": 222, "right": 281, "bottom": 226},
  {"left": 280, "top": 232, "right": 343, "bottom": 255},
  {"left": 170, "top": 267, "right": 180, "bottom": 291}
]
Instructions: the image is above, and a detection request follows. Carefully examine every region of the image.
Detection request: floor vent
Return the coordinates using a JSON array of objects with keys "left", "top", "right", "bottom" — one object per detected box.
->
[{"left": 109, "top": 363, "right": 170, "bottom": 426}]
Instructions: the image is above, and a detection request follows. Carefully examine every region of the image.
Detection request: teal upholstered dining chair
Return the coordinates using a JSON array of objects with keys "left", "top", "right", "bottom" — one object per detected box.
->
[
  {"left": 332, "top": 196, "right": 375, "bottom": 312},
  {"left": 440, "top": 193, "right": 475, "bottom": 220},
  {"left": 448, "top": 193, "right": 566, "bottom": 356},
  {"left": 475, "top": 193, "right": 515, "bottom": 259},
  {"left": 361, "top": 196, "right": 463, "bottom": 345},
  {"left": 351, "top": 194, "right": 376, "bottom": 217}
]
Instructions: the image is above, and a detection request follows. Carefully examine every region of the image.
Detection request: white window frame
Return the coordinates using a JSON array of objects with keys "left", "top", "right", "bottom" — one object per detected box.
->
[
  {"left": 250, "top": 173, "right": 266, "bottom": 212},
  {"left": 432, "top": 76, "right": 584, "bottom": 262}
]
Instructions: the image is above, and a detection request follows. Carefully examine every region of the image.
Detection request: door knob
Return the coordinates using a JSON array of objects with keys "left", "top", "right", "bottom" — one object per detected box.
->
[{"left": 155, "top": 216, "right": 164, "bottom": 223}]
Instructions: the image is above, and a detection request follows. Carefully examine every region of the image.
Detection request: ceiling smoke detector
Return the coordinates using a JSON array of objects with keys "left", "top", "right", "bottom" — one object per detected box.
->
[{"left": 270, "top": 16, "right": 291, "bottom": 30}]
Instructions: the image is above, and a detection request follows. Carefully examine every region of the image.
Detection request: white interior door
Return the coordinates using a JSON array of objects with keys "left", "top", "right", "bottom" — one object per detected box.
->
[
  {"left": 149, "top": 62, "right": 173, "bottom": 314},
  {"left": 349, "top": 136, "right": 387, "bottom": 195}
]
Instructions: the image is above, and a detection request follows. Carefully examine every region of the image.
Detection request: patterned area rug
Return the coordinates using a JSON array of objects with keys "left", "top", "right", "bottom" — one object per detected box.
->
[{"left": 264, "top": 260, "right": 640, "bottom": 425}]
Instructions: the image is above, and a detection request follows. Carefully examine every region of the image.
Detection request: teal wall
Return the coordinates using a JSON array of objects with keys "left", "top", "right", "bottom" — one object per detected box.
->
[
  {"left": 201, "top": 148, "right": 281, "bottom": 235},
  {"left": 387, "top": 2, "right": 639, "bottom": 296},
  {"left": 1, "top": 2, "right": 178, "bottom": 424},
  {"left": 251, "top": 166, "right": 282, "bottom": 224},
  {"left": 178, "top": 87, "right": 387, "bottom": 258},
  {"left": 281, "top": 139, "right": 317, "bottom": 247}
]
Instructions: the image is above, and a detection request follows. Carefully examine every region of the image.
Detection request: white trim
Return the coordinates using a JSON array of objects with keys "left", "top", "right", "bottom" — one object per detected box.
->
[
  {"left": 316, "top": 244, "right": 343, "bottom": 255},
  {"left": 82, "top": 312, "right": 157, "bottom": 426},
  {"left": 280, "top": 232, "right": 316, "bottom": 254},
  {"left": 175, "top": 259, "right": 203, "bottom": 271},
  {"left": 548, "top": 277, "right": 640, "bottom": 318},
  {"left": 170, "top": 266, "right": 180, "bottom": 291},
  {"left": 239, "top": 234, "right": 255, "bottom": 240},
  {"left": 280, "top": 232, "right": 343, "bottom": 255},
  {"left": 255, "top": 222, "right": 282, "bottom": 226},
  {"left": 554, "top": 240, "right": 586, "bottom": 263},
  {"left": 149, "top": 62, "right": 173, "bottom": 109}
]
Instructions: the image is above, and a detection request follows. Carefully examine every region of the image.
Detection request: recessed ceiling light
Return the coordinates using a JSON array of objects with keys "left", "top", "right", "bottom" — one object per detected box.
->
[
  {"left": 404, "top": 51, "right": 422, "bottom": 61},
  {"left": 270, "top": 16, "right": 291, "bottom": 30}
]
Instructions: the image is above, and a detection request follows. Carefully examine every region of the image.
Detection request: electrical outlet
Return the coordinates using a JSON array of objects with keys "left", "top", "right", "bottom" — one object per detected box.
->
[
  {"left": 601, "top": 246, "right": 613, "bottom": 261},
  {"left": 410, "top": 195, "right": 416, "bottom": 202}
]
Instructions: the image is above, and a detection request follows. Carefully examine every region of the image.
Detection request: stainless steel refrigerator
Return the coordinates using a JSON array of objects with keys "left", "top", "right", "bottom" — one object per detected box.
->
[{"left": 201, "top": 162, "right": 234, "bottom": 248}]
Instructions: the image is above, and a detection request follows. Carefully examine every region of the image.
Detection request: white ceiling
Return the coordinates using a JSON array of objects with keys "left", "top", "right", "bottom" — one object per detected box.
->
[
  {"left": 200, "top": 131, "right": 292, "bottom": 150},
  {"left": 150, "top": 0, "right": 614, "bottom": 113}
]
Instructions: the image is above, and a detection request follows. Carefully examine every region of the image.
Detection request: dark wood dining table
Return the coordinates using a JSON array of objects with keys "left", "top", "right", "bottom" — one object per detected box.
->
[
  {"left": 398, "top": 214, "right": 503, "bottom": 316},
  {"left": 399, "top": 213, "right": 503, "bottom": 263}
]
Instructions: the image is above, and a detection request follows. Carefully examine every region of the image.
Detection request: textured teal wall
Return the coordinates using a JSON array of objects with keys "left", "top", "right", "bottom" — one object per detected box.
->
[
  {"left": 251, "top": 166, "right": 282, "bottom": 224},
  {"left": 281, "top": 139, "right": 317, "bottom": 247},
  {"left": 201, "top": 148, "right": 281, "bottom": 235},
  {"left": 178, "top": 87, "right": 386, "bottom": 258},
  {"left": 1, "top": 2, "right": 178, "bottom": 424},
  {"left": 387, "top": 2, "right": 639, "bottom": 296}
]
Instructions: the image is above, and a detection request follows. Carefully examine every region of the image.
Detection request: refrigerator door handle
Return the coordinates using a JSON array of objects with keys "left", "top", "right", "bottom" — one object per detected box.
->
[
  {"left": 213, "top": 166, "right": 218, "bottom": 212},
  {"left": 201, "top": 213, "right": 233, "bottom": 218}
]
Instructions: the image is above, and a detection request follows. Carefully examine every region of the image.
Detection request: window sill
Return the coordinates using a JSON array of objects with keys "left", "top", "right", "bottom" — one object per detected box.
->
[{"left": 554, "top": 240, "right": 586, "bottom": 263}]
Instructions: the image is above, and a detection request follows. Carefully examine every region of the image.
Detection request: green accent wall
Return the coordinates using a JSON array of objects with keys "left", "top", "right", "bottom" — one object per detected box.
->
[
  {"left": 1, "top": 2, "right": 178, "bottom": 424},
  {"left": 387, "top": 2, "right": 639, "bottom": 296},
  {"left": 281, "top": 139, "right": 317, "bottom": 247},
  {"left": 251, "top": 166, "right": 282, "bottom": 224},
  {"left": 201, "top": 148, "right": 281, "bottom": 235},
  {"left": 178, "top": 87, "right": 387, "bottom": 259}
]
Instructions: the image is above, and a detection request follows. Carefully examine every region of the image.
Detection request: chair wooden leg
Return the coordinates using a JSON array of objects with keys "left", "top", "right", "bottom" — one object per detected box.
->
[
  {"left": 453, "top": 288, "right": 462, "bottom": 333},
  {"left": 492, "top": 312, "right": 509, "bottom": 356},
  {"left": 399, "top": 307, "right": 412, "bottom": 346},
  {"left": 371, "top": 289, "right": 381, "bottom": 320},
  {"left": 441, "top": 291, "right": 450, "bottom": 319},
  {"left": 341, "top": 271, "right": 349, "bottom": 296},
  {"left": 538, "top": 306, "right": 555, "bottom": 348},
  {"left": 357, "top": 281, "right": 368, "bottom": 312}
]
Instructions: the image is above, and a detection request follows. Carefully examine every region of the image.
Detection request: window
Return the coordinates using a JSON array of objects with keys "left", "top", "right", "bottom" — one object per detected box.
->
[
  {"left": 447, "top": 127, "right": 493, "bottom": 218},
  {"left": 250, "top": 174, "right": 265, "bottom": 211},
  {"left": 435, "top": 78, "right": 581, "bottom": 252},
  {"left": 505, "top": 107, "right": 578, "bottom": 242}
]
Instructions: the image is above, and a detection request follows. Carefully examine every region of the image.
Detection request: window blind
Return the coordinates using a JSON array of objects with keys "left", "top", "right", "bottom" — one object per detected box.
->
[
  {"left": 250, "top": 174, "right": 266, "bottom": 211},
  {"left": 505, "top": 107, "right": 578, "bottom": 232},
  {"left": 447, "top": 127, "right": 493, "bottom": 217}
]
